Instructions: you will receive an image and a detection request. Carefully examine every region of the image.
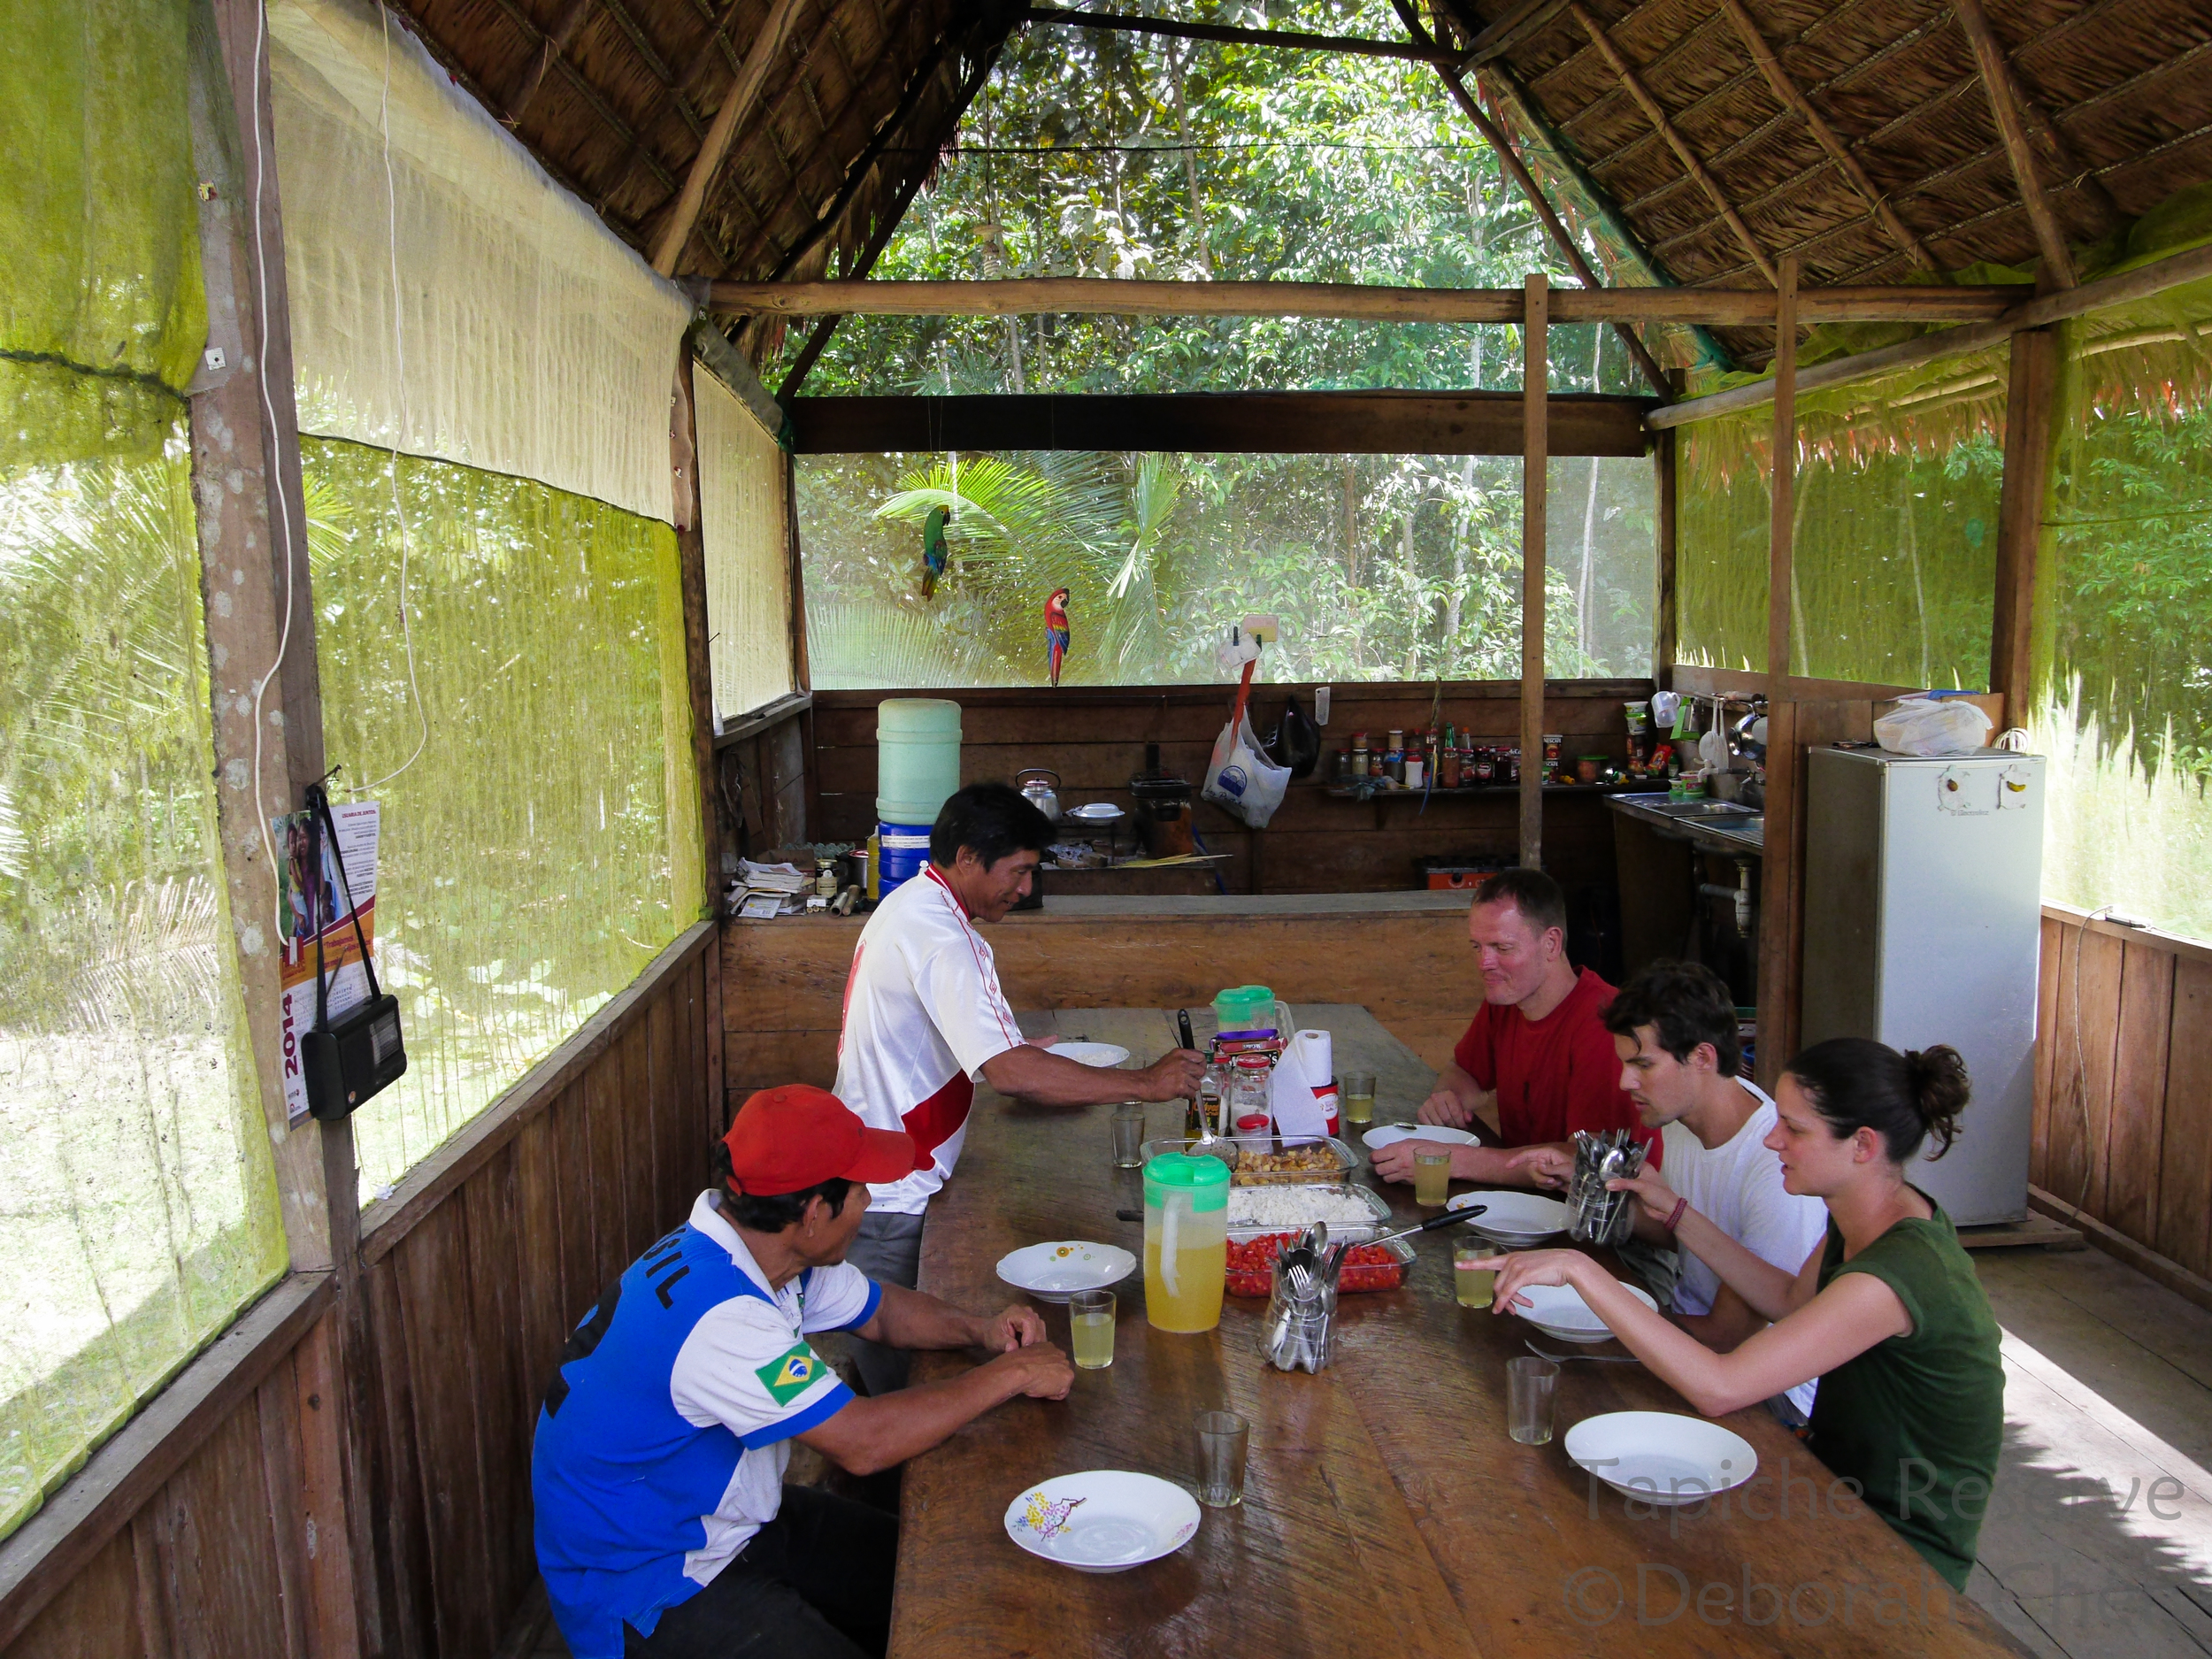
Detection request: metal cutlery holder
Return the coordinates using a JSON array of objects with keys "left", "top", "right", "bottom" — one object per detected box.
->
[{"left": 1566, "top": 1130, "right": 1646, "bottom": 1247}]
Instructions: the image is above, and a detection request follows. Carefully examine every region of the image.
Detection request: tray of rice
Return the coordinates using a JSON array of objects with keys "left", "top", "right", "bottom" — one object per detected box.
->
[{"left": 1222, "top": 1182, "right": 1392, "bottom": 1240}]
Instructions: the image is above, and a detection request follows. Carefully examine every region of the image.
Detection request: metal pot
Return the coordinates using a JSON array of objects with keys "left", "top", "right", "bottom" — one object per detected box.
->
[{"left": 1016, "top": 768, "right": 1062, "bottom": 824}]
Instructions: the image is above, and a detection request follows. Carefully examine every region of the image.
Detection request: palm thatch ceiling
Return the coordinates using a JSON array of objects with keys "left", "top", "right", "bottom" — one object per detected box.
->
[{"left": 386, "top": 0, "right": 2212, "bottom": 370}]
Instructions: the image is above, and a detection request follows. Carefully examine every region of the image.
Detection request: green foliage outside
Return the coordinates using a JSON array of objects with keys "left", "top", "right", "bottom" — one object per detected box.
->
[
  {"left": 302, "top": 439, "right": 702, "bottom": 1199},
  {"left": 777, "top": 1, "right": 1658, "bottom": 688}
]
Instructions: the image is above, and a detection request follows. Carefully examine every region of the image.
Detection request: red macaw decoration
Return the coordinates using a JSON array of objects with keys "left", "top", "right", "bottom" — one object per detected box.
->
[{"left": 1045, "top": 588, "right": 1071, "bottom": 687}]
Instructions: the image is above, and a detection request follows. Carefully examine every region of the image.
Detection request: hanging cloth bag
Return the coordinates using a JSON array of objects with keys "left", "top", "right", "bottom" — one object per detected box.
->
[{"left": 1202, "top": 657, "right": 1292, "bottom": 828}]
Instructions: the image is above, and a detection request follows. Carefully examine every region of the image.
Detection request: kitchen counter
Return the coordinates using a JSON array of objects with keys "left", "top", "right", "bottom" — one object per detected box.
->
[{"left": 1604, "top": 788, "right": 1764, "bottom": 855}]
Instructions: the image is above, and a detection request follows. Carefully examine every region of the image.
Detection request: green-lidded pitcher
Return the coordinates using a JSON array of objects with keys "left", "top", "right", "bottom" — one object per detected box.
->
[{"left": 1142, "top": 1153, "right": 1229, "bottom": 1333}]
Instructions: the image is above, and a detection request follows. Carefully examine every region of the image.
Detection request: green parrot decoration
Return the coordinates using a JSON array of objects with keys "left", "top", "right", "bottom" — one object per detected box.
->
[{"left": 920, "top": 504, "right": 949, "bottom": 598}]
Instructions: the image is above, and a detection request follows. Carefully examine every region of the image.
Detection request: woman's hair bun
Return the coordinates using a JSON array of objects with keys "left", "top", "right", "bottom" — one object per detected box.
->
[{"left": 1902, "top": 1045, "right": 1970, "bottom": 1160}]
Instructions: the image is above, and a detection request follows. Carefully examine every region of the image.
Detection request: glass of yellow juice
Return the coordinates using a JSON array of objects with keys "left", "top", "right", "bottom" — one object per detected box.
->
[
  {"left": 1414, "top": 1148, "right": 1454, "bottom": 1207},
  {"left": 1455, "top": 1240, "right": 1501, "bottom": 1309},
  {"left": 1340, "top": 1071, "right": 1376, "bottom": 1127},
  {"left": 1069, "top": 1289, "right": 1116, "bottom": 1370}
]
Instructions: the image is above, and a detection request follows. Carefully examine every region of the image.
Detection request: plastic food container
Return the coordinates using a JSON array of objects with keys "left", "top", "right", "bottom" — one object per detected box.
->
[
  {"left": 1140, "top": 1134, "right": 1358, "bottom": 1186},
  {"left": 1225, "top": 1230, "right": 1415, "bottom": 1297},
  {"left": 1222, "top": 1181, "right": 1392, "bottom": 1240}
]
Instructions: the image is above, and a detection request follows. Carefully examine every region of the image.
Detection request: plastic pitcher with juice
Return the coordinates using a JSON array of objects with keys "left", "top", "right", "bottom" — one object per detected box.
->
[{"left": 1142, "top": 1153, "right": 1229, "bottom": 1333}]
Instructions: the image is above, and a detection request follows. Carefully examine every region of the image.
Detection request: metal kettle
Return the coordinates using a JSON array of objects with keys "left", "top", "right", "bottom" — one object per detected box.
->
[{"left": 1016, "top": 768, "right": 1062, "bottom": 824}]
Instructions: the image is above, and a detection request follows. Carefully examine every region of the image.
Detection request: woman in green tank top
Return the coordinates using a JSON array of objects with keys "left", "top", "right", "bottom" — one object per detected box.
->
[{"left": 1488, "top": 1038, "right": 2003, "bottom": 1590}]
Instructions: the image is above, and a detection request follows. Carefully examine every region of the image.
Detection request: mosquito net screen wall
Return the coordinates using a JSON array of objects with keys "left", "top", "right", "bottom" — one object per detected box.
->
[
  {"left": 2035, "top": 211, "right": 2212, "bottom": 941},
  {"left": 270, "top": 0, "right": 704, "bottom": 1200},
  {"left": 1676, "top": 349, "right": 2005, "bottom": 687},
  {"left": 0, "top": 0, "right": 286, "bottom": 1543},
  {"left": 697, "top": 370, "right": 795, "bottom": 721}
]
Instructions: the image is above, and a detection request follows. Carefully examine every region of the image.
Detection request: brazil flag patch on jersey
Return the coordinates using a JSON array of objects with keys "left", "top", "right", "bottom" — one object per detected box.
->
[{"left": 756, "top": 1344, "right": 826, "bottom": 1407}]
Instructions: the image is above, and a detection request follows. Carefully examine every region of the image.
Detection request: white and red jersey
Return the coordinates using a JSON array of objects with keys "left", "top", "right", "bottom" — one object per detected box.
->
[{"left": 832, "top": 864, "right": 1024, "bottom": 1214}]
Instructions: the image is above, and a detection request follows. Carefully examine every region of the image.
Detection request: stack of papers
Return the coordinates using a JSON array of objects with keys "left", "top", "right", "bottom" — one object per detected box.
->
[{"left": 730, "top": 859, "right": 811, "bottom": 919}]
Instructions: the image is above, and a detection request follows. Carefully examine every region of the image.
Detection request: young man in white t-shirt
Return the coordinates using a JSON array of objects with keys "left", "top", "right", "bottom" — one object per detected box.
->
[
  {"left": 834, "top": 782, "right": 1205, "bottom": 1393},
  {"left": 532, "top": 1085, "right": 1074, "bottom": 1659},
  {"left": 1598, "top": 960, "right": 1826, "bottom": 1419}
]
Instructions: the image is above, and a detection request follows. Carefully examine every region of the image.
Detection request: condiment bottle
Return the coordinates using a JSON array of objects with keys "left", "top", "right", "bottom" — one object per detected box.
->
[{"left": 1350, "top": 731, "right": 1370, "bottom": 778}]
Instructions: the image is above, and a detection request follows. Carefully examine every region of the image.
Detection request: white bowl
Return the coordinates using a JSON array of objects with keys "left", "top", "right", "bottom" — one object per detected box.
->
[
  {"left": 995, "top": 1240, "right": 1137, "bottom": 1302},
  {"left": 1565, "top": 1411, "right": 1758, "bottom": 1506},
  {"left": 1054, "top": 1041, "right": 1131, "bottom": 1067},
  {"left": 1362, "top": 1123, "right": 1479, "bottom": 1150},
  {"left": 1508, "top": 1279, "right": 1658, "bottom": 1343},
  {"left": 1448, "top": 1189, "right": 1570, "bottom": 1242},
  {"left": 1004, "top": 1471, "right": 1202, "bottom": 1572}
]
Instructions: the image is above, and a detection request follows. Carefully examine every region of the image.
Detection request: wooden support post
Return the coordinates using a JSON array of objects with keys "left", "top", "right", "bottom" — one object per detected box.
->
[
  {"left": 649, "top": 0, "right": 805, "bottom": 275},
  {"left": 1755, "top": 257, "right": 1800, "bottom": 1090},
  {"left": 1992, "top": 327, "right": 2057, "bottom": 725},
  {"left": 672, "top": 352, "right": 723, "bottom": 894},
  {"left": 1521, "top": 274, "right": 1548, "bottom": 872},
  {"left": 196, "top": 2, "right": 365, "bottom": 1652},
  {"left": 1654, "top": 425, "right": 1678, "bottom": 683},
  {"left": 1568, "top": 2, "right": 1778, "bottom": 287},
  {"left": 1713, "top": 0, "right": 1937, "bottom": 274},
  {"left": 1953, "top": 0, "right": 2075, "bottom": 288}
]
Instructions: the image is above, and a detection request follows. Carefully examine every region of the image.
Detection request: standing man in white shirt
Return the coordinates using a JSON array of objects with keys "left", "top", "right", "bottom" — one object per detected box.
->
[
  {"left": 835, "top": 781, "right": 1206, "bottom": 1393},
  {"left": 1525, "top": 958, "right": 1826, "bottom": 1420}
]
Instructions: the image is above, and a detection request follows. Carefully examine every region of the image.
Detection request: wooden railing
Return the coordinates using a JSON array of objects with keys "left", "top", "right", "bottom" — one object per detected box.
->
[{"left": 2030, "top": 902, "right": 2212, "bottom": 1310}]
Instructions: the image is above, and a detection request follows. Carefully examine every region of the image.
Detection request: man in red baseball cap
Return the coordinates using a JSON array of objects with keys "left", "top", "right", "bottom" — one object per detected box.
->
[{"left": 532, "top": 1085, "right": 1073, "bottom": 1659}]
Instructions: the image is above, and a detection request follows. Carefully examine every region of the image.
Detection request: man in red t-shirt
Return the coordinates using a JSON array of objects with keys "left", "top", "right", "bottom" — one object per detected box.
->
[{"left": 1372, "top": 868, "right": 1655, "bottom": 1192}]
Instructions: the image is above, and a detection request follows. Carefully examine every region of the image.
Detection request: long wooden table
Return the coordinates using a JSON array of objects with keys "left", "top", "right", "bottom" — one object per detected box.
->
[{"left": 893, "top": 1006, "right": 2027, "bottom": 1658}]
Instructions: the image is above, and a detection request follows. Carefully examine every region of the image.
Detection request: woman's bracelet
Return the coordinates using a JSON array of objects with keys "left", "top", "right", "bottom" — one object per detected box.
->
[{"left": 1664, "top": 1195, "right": 1689, "bottom": 1234}]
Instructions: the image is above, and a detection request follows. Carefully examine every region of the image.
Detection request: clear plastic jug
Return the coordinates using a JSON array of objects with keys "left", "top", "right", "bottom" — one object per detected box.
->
[{"left": 1142, "top": 1153, "right": 1229, "bottom": 1333}]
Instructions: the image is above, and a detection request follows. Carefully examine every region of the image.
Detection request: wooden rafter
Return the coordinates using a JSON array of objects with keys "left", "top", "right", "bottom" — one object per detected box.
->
[
  {"left": 1712, "top": 0, "right": 1936, "bottom": 274},
  {"left": 498, "top": 0, "right": 593, "bottom": 124},
  {"left": 1020, "top": 5, "right": 1460, "bottom": 64},
  {"left": 1393, "top": 0, "right": 1673, "bottom": 396},
  {"left": 708, "top": 275, "right": 2018, "bottom": 323},
  {"left": 1566, "top": 1, "right": 1778, "bottom": 285},
  {"left": 1953, "top": 0, "right": 2075, "bottom": 287},
  {"left": 652, "top": 0, "right": 809, "bottom": 275},
  {"left": 1457, "top": 0, "right": 1572, "bottom": 66}
]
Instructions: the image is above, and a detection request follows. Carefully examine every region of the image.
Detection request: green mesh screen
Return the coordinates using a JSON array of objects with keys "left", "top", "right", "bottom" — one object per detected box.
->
[
  {"left": 302, "top": 439, "right": 703, "bottom": 1200},
  {"left": 797, "top": 450, "right": 1654, "bottom": 687},
  {"left": 0, "top": 0, "right": 286, "bottom": 1546},
  {"left": 1676, "top": 351, "right": 2005, "bottom": 687},
  {"left": 2034, "top": 253, "right": 2212, "bottom": 940}
]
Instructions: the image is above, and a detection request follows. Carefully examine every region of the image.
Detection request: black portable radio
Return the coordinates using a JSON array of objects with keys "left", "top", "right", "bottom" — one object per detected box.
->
[{"left": 299, "top": 782, "right": 407, "bottom": 1122}]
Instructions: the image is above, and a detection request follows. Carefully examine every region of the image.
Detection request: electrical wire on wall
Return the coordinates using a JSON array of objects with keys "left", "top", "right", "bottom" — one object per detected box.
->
[{"left": 350, "top": 0, "right": 429, "bottom": 794}]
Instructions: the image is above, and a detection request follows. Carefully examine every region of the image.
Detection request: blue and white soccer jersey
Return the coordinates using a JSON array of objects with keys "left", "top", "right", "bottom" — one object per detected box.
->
[{"left": 530, "top": 1190, "right": 881, "bottom": 1659}]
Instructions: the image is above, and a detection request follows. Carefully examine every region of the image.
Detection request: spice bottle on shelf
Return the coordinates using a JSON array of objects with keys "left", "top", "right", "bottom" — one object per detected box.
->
[
  {"left": 1350, "top": 731, "right": 1370, "bottom": 778},
  {"left": 1385, "top": 729, "right": 1406, "bottom": 786},
  {"left": 1440, "top": 742, "right": 1463, "bottom": 789}
]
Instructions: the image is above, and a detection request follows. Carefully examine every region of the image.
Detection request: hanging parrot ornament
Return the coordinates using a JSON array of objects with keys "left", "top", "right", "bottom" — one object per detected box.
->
[
  {"left": 919, "top": 503, "right": 949, "bottom": 598},
  {"left": 1045, "top": 587, "right": 1071, "bottom": 687}
]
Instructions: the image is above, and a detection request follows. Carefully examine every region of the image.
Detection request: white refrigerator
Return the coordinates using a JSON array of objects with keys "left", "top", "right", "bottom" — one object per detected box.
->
[{"left": 1799, "top": 747, "right": 2046, "bottom": 1225}]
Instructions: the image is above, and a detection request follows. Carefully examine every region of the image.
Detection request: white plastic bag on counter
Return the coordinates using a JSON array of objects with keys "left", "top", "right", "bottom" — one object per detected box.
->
[
  {"left": 1202, "top": 711, "right": 1291, "bottom": 827},
  {"left": 1874, "top": 696, "right": 1993, "bottom": 757}
]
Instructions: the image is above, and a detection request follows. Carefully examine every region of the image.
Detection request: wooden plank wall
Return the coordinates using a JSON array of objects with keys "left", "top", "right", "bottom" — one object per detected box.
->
[
  {"left": 715, "top": 708, "right": 810, "bottom": 866},
  {"left": 723, "top": 902, "right": 1483, "bottom": 1116},
  {"left": 349, "top": 941, "right": 715, "bottom": 1658},
  {"left": 812, "top": 680, "right": 1653, "bottom": 895},
  {"left": 2031, "top": 906, "right": 2212, "bottom": 1305}
]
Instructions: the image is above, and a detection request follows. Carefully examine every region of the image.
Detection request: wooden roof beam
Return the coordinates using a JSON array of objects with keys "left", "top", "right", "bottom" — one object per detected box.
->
[
  {"left": 1712, "top": 0, "right": 1937, "bottom": 274},
  {"left": 652, "top": 0, "right": 808, "bottom": 275},
  {"left": 1020, "top": 6, "right": 1461, "bottom": 64},
  {"left": 1952, "top": 0, "right": 2074, "bottom": 288},
  {"left": 707, "top": 275, "right": 2020, "bottom": 323},
  {"left": 1566, "top": 0, "right": 1778, "bottom": 286}
]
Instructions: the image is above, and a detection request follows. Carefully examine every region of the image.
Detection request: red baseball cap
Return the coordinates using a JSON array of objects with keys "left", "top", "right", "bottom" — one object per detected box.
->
[{"left": 721, "top": 1084, "right": 918, "bottom": 1196}]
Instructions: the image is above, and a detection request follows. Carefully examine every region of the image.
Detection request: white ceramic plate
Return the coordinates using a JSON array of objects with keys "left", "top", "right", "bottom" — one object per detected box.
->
[
  {"left": 1565, "top": 1412, "right": 1758, "bottom": 1507},
  {"left": 1508, "top": 1279, "right": 1658, "bottom": 1343},
  {"left": 1004, "top": 1471, "right": 1201, "bottom": 1572},
  {"left": 1362, "top": 1123, "right": 1480, "bottom": 1151},
  {"left": 995, "top": 1240, "right": 1137, "bottom": 1302},
  {"left": 1448, "top": 1189, "right": 1571, "bottom": 1242},
  {"left": 1052, "top": 1041, "right": 1132, "bottom": 1067}
]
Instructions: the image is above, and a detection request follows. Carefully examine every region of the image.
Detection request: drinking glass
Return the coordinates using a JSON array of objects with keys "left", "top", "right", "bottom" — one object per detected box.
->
[
  {"left": 1508, "top": 1356, "right": 1559, "bottom": 1445},
  {"left": 1340, "top": 1071, "right": 1376, "bottom": 1127},
  {"left": 1455, "top": 1241, "right": 1502, "bottom": 1309},
  {"left": 1194, "top": 1409, "right": 1249, "bottom": 1508},
  {"left": 1069, "top": 1289, "right": 1116, "bottom": 1370},
  {"left": 1414, "top": 1148, "right": 1454, "bottom": 1207},
  {"left": 1110, "top": 1104, "right": 1147, "bottom": 1169}
]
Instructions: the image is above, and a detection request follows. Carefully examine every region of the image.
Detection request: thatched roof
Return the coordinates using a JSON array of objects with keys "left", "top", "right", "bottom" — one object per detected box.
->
[{"left": 386, "top": 0, "right": 2212, "bottom": 370}]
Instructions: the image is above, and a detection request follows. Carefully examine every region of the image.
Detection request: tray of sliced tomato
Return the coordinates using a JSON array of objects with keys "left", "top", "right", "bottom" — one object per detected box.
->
[{"left": 1223, "top": 1230, "right": 1415, "bottom": 1296}]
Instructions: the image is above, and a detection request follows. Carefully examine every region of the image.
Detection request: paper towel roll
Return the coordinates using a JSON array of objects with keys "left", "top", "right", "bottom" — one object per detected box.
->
[{"left": 1290, "top": 1027, "right": 1333, "bottom": 1090}]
